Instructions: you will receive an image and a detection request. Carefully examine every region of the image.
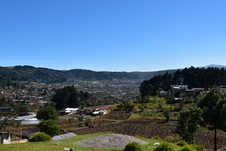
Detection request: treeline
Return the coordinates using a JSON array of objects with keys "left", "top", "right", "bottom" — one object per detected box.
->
[
  {"left": 140, "top": 67, "right": 226, "bottom": 97},
  {"left": 0, "top": 65, "right": 160, "bottom": 84},
  {"left": 0, "top": 66, "right": 67, "bottom": 83}
]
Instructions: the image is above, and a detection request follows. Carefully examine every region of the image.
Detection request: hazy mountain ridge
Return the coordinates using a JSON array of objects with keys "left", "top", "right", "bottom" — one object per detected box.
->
[
  {"left": 0, "top": 65, "right": 175, "bottom": 83},
  {"left": 1, "top": 65, "right": 224, "bottom": 84},
  {"left": 205, "top": 64, "right": 226, "bottom": 69}
]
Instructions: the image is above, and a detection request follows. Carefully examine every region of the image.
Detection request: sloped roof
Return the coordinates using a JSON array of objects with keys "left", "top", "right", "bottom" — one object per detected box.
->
[
  {"left": 52, "top": 132, "right": 76, "bottom": 141},
  {"left": 22, "top": 128, "right": 39, "bottom": 138}
]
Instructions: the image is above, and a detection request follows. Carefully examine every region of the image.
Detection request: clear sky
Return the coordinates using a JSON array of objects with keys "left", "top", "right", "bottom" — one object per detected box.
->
[{"left": 0, "top": 0, "right": 226, "bottom": 71}]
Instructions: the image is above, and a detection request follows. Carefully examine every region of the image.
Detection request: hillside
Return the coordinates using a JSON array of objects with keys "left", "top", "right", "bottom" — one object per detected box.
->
[
  {"left": 140, "top": 66, "right": 226, "bottom": 97},
  {"left": 0, "top": 133, "right": 181, "bottom": 151},
  {"left": 0, "top": 65, "right": 175, "bottom": 84}
]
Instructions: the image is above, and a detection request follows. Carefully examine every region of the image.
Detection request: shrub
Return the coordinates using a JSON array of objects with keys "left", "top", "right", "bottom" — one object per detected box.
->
[
  {"left": 39, "top": 120, "right": 59, "bottom": 137},
  {"left": 153, "top": 136, "right": 162, "bottom": 141},
  {"left": 179, "top": 145, "right": 196, "bottom": 151},
  {"left": 164, "top": 135, "right": 180, "bottom": 143},
  {"left": 163, "top": 109, "right": 170, "bottom": 122},
  {"left": 117, "top": 103, "right": 124, "bottom": 110},
  {"left": 124, "top": 101, "right": 135, "bottom": 113},
  {"left": 154, "top": 142, "right": 172, "bottom": 151},
  {"left": 28, "top": 132, "right": 51, "bottom": 142},
  {"left": 84, "top": 117, "right": 91, "bottom": 127},
  {"left": 177, "top": 140, "right": 188, "bottom": 146},
  {"left": 191, "top": 144, "right": 206, "bottom": 151},
  {"left": 124, "top": 142, "right": 142, "bottom": 151}
]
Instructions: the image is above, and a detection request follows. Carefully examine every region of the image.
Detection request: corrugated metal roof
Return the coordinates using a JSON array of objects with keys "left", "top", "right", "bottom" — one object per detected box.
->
[{"left": 52, "top": 132, "right": 76, "bottom": 141}]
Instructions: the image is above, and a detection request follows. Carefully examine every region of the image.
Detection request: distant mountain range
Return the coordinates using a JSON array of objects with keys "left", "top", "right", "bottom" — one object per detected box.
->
[
  {"left": 0, "top": 65, "right": 225, "bottom": 84},
  {"left": 205, "top": 64, "right": 226, "bottom": 69},
  {"left": 0, "top": 65, "right": 175, "bottom": 83}
]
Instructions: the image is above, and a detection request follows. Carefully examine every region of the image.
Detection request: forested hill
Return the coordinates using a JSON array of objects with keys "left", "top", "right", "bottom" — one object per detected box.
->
[
  {"left": 0, "top": 65, "right": 175, "bottom": 84},
  {"left": 140, "top": 66, "right": 226, "bottom": 96}
]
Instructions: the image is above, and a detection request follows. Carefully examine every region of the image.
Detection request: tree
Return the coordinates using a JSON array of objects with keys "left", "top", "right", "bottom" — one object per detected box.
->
[
  {"left": 124, "top": 101, "right": 135, "bottom": 113},
  {"left": 36, "top": 107, "right": 58, "bottom": 120},
  {"left": 198, "top": 87, "right": 226, "bottom": 151},
  {"left": 16, "top": 104, "right": 30, "bottom": 115},
  {"left": 139, "top": 67, "right": 226, "bottom": 98},
  {"left": 52, "top": 86, "right": 91, "bottom": 110},
  {"left": 140, "top": 80, "right": 156, "bottom": 98},
  {"left": 38, "top": 120, "right": 59, "bottom": 137},
  {"left": 0, "top": 98, "right": 19, "bottom": 130},
  {"left": 177, "top": 107, "right": 203, "bottom": 144},
  {"left": 163, "top": 109, "right": 170, "bottom": 122}
]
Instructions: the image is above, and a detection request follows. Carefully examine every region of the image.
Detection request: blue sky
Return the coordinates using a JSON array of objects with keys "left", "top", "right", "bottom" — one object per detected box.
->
[{"left": 0, "top": 0, "right": 226, "bottom": 71}]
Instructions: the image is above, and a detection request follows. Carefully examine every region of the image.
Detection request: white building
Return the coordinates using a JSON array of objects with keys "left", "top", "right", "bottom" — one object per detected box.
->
[
  {"left": 92, "top": 108, "right": 107, "bottom": 116},
  {"left": 15, "top": 112, "right": 40, "bottom": 125},
  {"left": 64, "top": 108, "right": 79, "bottom": 114}
]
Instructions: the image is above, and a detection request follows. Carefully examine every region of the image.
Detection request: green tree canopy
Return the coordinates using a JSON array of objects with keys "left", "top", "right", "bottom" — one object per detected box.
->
[
  {"left": 36, "top": 107, "right": 58, "bottom": 120},
  {"left": 198, "top": 87, "right": 226, "bottom": 129},
  {"left": 140, "top": 67, "right": 226, "bottom": 97},
  {"left": 16, "top": 104, "right": 31, "bottom": 115},
  {"left": 177, "top": 107, "right": 203, "bottom": 144},
  {"left": 52, "top": 86, "right": 91, "bottom": 110},
  {"left": 198, "top": 87, "right": 226, "bottom": 151}
]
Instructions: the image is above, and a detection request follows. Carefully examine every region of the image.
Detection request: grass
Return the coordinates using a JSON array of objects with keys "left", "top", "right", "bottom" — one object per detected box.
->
[
  {"left": 0, "top": 133, "right": 119, "bottom": 151},
  {"left": 0, "top": 133, "right": 182, "bottom": 151},
  {"left": 129, "top": 113, "right": 142, "bottom": 119}
]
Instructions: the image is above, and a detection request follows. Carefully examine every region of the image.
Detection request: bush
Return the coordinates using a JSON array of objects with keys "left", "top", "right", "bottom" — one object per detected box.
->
[
  {"left": 28, "top": 132, "right": 51, "bottom": 142},
  {"left": 153, "top": 136, "right": 162, "bottom": 141},
  {"left": 84, "top": 117, "right": 91, "bottom": 127},
  {"left": 124, "top": 101, "right": 135, "bottom": 113},
  {"left": 164, "top": 135, "right": 180, "bottom": 143},
  {"left": 179, "top": 145, "right": 196, "bottom": 151},
  {"left": 163, "top": 109, "right": 170, "bottom": 122},
  {"left": 191, "top": 144, "right": 206, "bottom": 151},
  {"left": 117, "top": 103, "right": 124, "bottom": 110},
  {"left": 124, "top": 142, "right": 142, "bottom": 151},
  {"left": 154, "top": 142, "right": 172, "bottom": 151},
  {"left": 39, "top": 120, "right": 59, "bottom": 137},
  {"left": 177, "top": 140, "right": 188, "bottom": 146}
]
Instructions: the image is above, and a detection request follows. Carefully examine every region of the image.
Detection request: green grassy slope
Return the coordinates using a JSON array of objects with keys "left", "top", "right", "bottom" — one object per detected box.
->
[{"left": 0, "top": 133, "right": 181, "bottom": 151}]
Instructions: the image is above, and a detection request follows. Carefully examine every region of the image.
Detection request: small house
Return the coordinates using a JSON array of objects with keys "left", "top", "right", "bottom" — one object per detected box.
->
[
  {"left": 92, "top": 108, "right": 107, "bottom": 116},
  {"left": 22, "top": 128, "right": 40, "bottom": 139},
  {"left": 15, "top": 112, "right": 40, "bottom": 125},
  {"left": 64, "top": 108, "right": 79, "bottom": 114},
  {"left": 52, "top": 132, "right": 76, "bottom": 141},
  {"left": 170, "top": 85, "right": 188, "bottom": 91}
]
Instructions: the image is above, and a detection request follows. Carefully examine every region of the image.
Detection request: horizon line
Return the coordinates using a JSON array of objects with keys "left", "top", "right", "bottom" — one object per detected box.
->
[{"left": 1, "top": 64, "right": 225, "bottom": 73}]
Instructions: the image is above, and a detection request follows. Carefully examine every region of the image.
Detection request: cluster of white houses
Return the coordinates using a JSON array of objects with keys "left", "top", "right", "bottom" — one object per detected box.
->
[{"left": 63, "top": 107, "right": 108, "bottom": 116}]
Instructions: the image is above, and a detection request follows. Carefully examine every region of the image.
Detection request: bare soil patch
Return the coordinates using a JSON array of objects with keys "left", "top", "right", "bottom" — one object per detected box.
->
[{"left": 76, "top": 133, "right": 147, "bottom": 149}]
